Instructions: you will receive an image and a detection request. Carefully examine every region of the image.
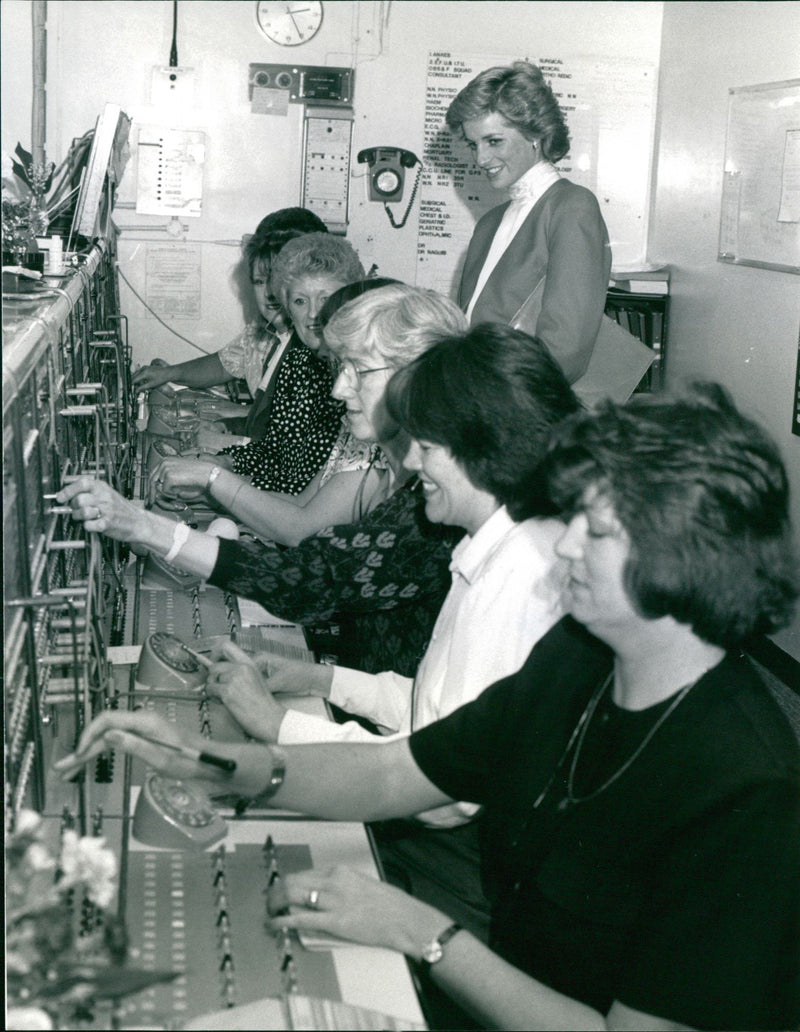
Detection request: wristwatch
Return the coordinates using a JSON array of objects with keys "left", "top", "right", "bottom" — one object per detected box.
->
[
  {"left": 419, "top": 922, "right": 462, "bottom": 971},
  {"left": 206, "top": 465, "right": 223, "bottom": 490},
  {"left": 233, "top": 746, "right": 287, "bottom": 816}
]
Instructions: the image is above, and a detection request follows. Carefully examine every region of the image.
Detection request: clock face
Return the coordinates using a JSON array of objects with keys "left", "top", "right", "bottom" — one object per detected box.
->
[{"left": 256, "top": 1, "right": 324, "bottom": 47}]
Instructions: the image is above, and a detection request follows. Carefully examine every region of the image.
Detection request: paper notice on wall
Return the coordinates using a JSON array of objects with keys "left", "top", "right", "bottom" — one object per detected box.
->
[
  {"left": 719, "top": 172, "right": 742, "bottom": 258},
  {"left": 778, "top": 129, "right": 800, "bottom": 223},
  {"left": 136, "top": 126, "right": 206, "bottom": 217},
  {"left": 417, "top": 51, "right": 657, "bottom": 297},
  {"left": 145, "top": 243, "right": 202, "bottom": 320}
]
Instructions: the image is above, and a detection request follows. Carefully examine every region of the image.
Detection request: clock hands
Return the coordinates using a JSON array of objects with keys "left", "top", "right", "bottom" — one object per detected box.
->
[{"left": 284, "top": 4, "right": 312, "bottom": 39}]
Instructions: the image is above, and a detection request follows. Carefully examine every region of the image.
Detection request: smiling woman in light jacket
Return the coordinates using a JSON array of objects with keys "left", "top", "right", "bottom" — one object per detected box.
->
[{"left": 448, "top": 60, "right": 611, "bottom": 386}]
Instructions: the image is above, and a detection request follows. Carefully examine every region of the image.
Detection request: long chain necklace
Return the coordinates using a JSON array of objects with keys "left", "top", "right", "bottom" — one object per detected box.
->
[{"left": 533, "top": 671, "right": 697, "bottom": 813}]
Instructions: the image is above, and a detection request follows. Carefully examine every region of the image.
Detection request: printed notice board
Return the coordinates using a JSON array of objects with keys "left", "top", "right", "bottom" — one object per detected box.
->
[{"left": 719, "top": 79, "right": 800, "bottom": 274}]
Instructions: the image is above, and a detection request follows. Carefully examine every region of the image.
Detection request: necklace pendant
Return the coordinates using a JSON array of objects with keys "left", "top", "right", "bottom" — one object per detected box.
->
[{"left": 557, "top": 797, "right": 572, "bottom": 813}]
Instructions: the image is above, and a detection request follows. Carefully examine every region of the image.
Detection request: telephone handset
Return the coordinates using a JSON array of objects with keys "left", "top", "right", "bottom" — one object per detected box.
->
[
  {"left": 136, "top": 632, "right": 209, "bottom": 692},
  {"left": 133, "top": 773, "right": 227, "bottom": 849}
]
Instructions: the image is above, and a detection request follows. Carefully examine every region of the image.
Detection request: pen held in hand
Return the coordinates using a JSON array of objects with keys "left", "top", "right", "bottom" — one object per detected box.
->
[{"left": 107, "top": 729, "right": 236, "bottom": 773}]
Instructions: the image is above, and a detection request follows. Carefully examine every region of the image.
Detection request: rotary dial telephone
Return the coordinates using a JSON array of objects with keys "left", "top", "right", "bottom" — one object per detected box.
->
[
  {"left": 357, "top": 146, "right": 422, "bottom": 229},
  {"left": 136, "top": 632, "right": 210, "bottom": 691},
  {"left": 133, "top": 773, "right": 227, "bottom": 849}
]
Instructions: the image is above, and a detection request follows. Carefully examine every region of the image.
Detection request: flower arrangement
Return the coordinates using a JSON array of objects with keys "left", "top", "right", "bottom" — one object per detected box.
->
[
  {"left": 6, "top": 809, "right": 176, "bottom": 1031},
  {"left": 2, "top": 145, "right": 54, "bottom": 263},
  {"left": 2, "top": 136, "right": 94, "bottom": 265}
]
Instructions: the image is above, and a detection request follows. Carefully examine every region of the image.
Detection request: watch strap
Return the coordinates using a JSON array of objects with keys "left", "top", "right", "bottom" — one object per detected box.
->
[{"left": 234, "top": 747, "right": 287, "bottom": 815}]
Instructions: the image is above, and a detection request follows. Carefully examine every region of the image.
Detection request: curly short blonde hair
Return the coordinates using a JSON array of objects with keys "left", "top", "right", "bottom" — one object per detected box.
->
[{"left": 323, "top": 284, "right": 468, "bottom": 369}]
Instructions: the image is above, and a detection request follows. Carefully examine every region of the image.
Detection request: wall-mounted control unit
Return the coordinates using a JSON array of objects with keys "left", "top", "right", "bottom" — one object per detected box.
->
[{"left": 248, "top": 63, "right": 354, "bottom": 106}]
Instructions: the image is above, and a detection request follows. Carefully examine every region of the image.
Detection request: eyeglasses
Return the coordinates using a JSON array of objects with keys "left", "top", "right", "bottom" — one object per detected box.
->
[{"left": 331, "top": 357, "right": 393, "bottom": 388}]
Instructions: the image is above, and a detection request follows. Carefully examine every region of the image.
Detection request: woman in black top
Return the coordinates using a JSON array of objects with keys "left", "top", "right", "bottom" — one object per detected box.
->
[{"left": 60, "top": 384, "right": 800, "bottom": 1030}]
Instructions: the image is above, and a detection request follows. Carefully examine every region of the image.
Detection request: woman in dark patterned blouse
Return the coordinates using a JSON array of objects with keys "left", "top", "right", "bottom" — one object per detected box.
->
[
  {"left": 58, "top": 285, "right": 469, "bottom": 675},
  {"left": 151, "top": 233, "right": 364, "bottom": 498}
]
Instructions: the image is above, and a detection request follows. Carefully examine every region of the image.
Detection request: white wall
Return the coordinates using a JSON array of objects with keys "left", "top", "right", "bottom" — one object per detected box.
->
[
  {"left": 2, "top": 0, "right": 662, "bottom": 361},
  {"left": 652, "top": 1, "right": 800, "bottom": 659},
  {"left": 1, "top": 1, "right": 34, "bottom": 156}
]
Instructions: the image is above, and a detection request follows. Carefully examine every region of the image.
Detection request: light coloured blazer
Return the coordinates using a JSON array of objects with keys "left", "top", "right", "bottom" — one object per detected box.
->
[{"left": 459, "top": 178, "right": 612, "bottom": 383}]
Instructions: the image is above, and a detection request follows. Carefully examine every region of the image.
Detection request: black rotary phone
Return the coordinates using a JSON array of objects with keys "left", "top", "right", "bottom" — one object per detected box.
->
[{"left": 357, "top": 146, "right": 421, "bottom": 228}]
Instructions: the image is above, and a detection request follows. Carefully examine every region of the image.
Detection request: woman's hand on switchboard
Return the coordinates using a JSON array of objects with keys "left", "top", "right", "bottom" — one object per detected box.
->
[
  {"left": 52, "top": 709, "right": 219, "bottom": 784},
  {"left": 56, "top": 477, "right": 151, "bottom": 543},
  {"left": 132, "top": 360, "right": 172, "bottom": 392},
  {"left": 266, "top": 864, "right": 452, "bottom": 960},
  {"left": 191, "top": 397, "right": 245, "bottom": 422},
  {"left": 205, "top": 638, "right": 287, "bottom": 742},
  {"left": 147, "top": 456, "right": 220, "bottom": 506},
  {"left": 257, "top": 653, "right": 334, "bottom": 699}
]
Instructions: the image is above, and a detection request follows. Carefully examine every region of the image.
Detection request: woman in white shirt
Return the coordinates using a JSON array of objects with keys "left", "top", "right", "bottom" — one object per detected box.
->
[
  {"left": 205, "top": 323, "right": 580, "bottom": 937},
  {"left": 447, "top": 61, "right": 611, "bottom": 386}
]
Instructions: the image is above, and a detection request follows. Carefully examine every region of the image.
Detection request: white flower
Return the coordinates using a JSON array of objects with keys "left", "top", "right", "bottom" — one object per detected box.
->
[
  {"left": 6, "top": 1006, "right": 54, "bottom": 1030},
  {"left": 25, "top": 843, "right": 55, "bottom": 873},
  {"left": 59, "top": 832, "right": 117, "bottom": 908},
  {"left": 15, "top": 809, "right": 43, "bottom": 835}
]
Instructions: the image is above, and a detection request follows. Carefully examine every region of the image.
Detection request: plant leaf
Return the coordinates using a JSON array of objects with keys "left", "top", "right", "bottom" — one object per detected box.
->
[
  {"left": 91, "top": 966, "right": 181, "bottom": 999},
  {"left": 11, "top": 160, "right": 31, "bottom": 187},
  {"left": 15, "top": 143, "right": 34, "bottom": 168},
  {"left": 37, "top": 964, "right": 180, "bottom": 1000}
]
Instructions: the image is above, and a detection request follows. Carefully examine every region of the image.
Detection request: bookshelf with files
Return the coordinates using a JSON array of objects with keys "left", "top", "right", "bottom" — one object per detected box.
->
[{"left": 604, "top": 287, "right": 669, "bottom": 393}]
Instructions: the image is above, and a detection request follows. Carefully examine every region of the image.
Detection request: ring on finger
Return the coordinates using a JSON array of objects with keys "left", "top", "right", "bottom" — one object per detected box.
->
[{"left": 305, "top": 888, "right": 321, "bottom": 910}]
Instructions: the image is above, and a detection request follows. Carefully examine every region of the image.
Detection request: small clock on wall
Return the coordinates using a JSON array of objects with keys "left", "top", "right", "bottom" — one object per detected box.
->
[{"left": 256, "top": 1, "right": 324, "bottom": 47}]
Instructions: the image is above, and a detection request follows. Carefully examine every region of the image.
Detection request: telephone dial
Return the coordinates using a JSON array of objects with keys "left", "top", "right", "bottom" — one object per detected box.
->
[
  {"left": 133, "top": 772, "right": 227, "bottom": 849},
  {"left": 136, "top": 632, "right": 210, "bottom": 691}
]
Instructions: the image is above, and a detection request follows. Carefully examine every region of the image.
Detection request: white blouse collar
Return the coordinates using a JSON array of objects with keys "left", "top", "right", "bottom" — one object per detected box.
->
[{"left": 508, "top": 161, "right": 561, "bottom": 204}]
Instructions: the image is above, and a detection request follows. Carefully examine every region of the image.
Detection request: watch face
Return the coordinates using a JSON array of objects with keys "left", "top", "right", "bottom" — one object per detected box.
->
[
  {"left": 422, "top": 941, "right": 443, "bottom": 965},
  {"left": 256, "top": 1, "right": 323, "bottom": 46}
]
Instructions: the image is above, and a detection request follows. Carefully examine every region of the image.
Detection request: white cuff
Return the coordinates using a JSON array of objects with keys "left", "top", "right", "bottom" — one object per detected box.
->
[{"left": 163, "top": 521, "right": 191, "bottom": 563}]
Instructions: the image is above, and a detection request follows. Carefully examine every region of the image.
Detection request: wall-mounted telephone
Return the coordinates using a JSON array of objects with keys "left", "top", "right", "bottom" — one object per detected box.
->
[
  {"left": 357, "top": 147, "right": 418, "bottom": 203},
  {"left": 136, "top": 632, "right": 209, "bottom": 691},
  {"left": 133, "top": 773, "right": 227, "bottom": 849}
]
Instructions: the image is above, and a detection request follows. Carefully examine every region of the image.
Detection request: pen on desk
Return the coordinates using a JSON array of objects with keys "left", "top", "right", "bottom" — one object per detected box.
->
[{"left": 121, "top": 730, "right": 236, "bottom": 773}]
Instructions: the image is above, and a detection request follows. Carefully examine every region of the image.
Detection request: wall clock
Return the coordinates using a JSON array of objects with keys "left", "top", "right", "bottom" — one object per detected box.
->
[{"left": 256, "top": 1, "right": 324, "bottom": 47}]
